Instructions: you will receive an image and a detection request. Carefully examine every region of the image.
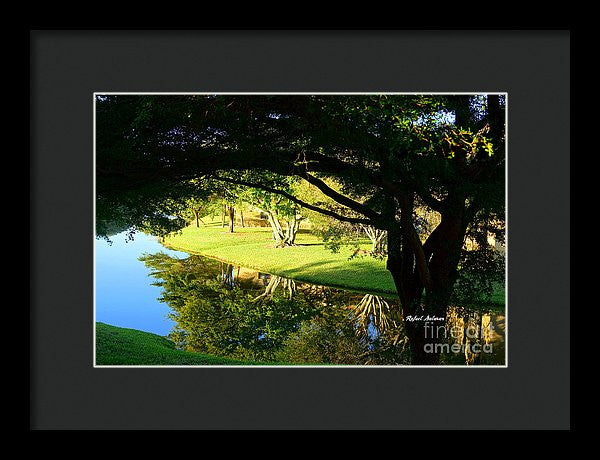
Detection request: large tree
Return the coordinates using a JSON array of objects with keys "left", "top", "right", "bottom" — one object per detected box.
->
[
  {"left": 96, "top": 94, "right": 505, "bottom": 364},
  {"left": 245, "top": 176, "right": 305, "bottom": 247}
]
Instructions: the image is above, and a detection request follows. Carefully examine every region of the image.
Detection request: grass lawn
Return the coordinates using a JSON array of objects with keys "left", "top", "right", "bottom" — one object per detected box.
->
[
  {"left": 95, "top": 322, "right": 276, "bottom": 365},
  {"left": 163, "top": 221, "right": 505, "bottom": 306},
  {"left": 163, "top": 221, "right": 396, "bottom": 295}
]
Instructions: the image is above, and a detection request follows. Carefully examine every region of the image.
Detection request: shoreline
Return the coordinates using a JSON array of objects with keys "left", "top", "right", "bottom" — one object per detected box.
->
[{"left": 161, "top": 225, "right": 505, "bottom": 311}]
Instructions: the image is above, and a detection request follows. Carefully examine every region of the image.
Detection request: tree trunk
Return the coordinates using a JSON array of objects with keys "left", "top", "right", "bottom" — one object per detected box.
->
[
  {"left": 385, "top": 200, "right": 469, "bottom": 365},
  {"left": 240, "top": 210, "right": 245, "bottom": 228},
  {"left": 363, "top": 225, "right": 387, "bottom": 255},
  {"left": 285, "top": 214, "right": 303, "bottom": 245},
  {"left": 266, "top": 210, "right": 285, "bottom": 245},
  {"left": 228, "top": 206, "right": 235, "bottom": 233},
  {"left": 194, "top": 209, "right": 200, "bottom": 228},
  {"left": 265, "top": 211, "right": 302, "bottom": 247},
  {"left": 293, "top": 216, "right": 301, "bottom": 244},
  {"left": 386, "top": 227, "right": 435, "bottom": 364}
]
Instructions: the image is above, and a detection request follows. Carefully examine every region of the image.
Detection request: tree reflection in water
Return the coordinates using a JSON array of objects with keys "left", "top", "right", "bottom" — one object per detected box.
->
[
  {"left": 139, "top": 252, "right": 504, "bottom": 365},
  {"left": 444, "top": 307, "right": 505, "bottom": 365},
  {"left": 253, "top": 275, "right": 297, "bottom": 302},
  {"left": 219, "top": 263, "right": 235, "bottom": 288}
]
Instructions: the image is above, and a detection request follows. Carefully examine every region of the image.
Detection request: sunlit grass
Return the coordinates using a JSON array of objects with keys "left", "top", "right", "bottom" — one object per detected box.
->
[
  {"left": 163, "top": 222, "right": 397, "bottom": 295},
  {"left": 163, "top": 220, "right": 505, "bottom": 307},
  {"left": 95, "top": 322, "right": 277, "bottom": 365},
  {"left": 96, "top": 322, "right": 340, "bottom": 365}
]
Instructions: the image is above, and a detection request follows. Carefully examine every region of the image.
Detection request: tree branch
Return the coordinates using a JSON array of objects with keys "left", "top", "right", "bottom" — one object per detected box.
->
[
  {"left": 297, "top": 171, "right": 383, "bottom": 223},
  {"left": 399, "top": 192, "right": 433, "bottom": 290},
  {"left": 210, "top": 175, "right": 373, "bottom": 225}
]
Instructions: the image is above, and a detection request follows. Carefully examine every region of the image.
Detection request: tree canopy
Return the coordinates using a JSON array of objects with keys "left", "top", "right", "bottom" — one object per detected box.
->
[{"left": 98, "top": 95, "right": 503, "bottom": 229}]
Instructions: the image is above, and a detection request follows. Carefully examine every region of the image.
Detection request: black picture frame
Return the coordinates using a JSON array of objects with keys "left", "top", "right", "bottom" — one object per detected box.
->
[{"left": 30, "top": 29, "right": 570, "bottom": 430}]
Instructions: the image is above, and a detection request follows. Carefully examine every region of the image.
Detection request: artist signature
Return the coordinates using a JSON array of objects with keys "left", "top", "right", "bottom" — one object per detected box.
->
[{"left": 405, "top": 315, "right": 445, "bottom": 322}]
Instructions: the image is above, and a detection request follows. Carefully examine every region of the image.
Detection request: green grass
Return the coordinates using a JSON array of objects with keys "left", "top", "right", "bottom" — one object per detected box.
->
[
  {"left": 164, "top": 223, "right": 396, "bottom": 294},
  {"left": 163, "top": 221, "right": 505, "bottom": 306},
  {"left": 164, "top": 222, "right": 396, "bottom": 295},
  {"left": 95, "top": 322, "right": 276, "bottom": 365}
]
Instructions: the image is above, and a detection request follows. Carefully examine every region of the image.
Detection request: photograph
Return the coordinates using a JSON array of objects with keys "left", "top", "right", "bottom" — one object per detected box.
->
[{"left": 94, "top": 93, "right": 507, "bottom": 367}]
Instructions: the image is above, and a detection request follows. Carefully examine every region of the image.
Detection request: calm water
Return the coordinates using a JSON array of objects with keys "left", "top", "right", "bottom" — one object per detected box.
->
[
  {"left": 96, "top": 231, "right": 505, "bottom": 365},
  {"left": 95, "top": 232, "right": 188, "bottom": 336}
]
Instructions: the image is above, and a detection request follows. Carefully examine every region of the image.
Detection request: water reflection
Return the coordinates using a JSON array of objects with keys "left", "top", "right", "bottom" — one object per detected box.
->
[
  {"left": 140, "top": 252, "right": 505, "bottom": 365},
  {"left": 253, "top": 276, "right": 297, "bottom": 302},
  {"left": 444, "top": 307, "right": 506, "bottom": 365}
]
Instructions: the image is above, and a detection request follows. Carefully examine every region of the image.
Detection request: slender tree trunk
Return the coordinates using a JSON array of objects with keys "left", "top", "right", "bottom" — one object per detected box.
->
[
  {"left": 265, "top": 211, "right": 302, "bottom": 247},
  {"left": 194, "top": 209, "right": 200, "bottom": 228},
  {"left": 228, "top": 206, "right": 235, "bottom": 233},
  {"left": 363, "top": 225, "right": 387, "bottom": 255},
  {"left": 240, "top": 210, "right": 245, "bottom": 228},
  {"left": 266, "top": 210, "right": 285, "bottom": 245},
  {"left": 285, "top": 214, "right": 303, "bottom": 245},
  {"left": 289, "top": 215, "right": 302, "bottom": 244}
]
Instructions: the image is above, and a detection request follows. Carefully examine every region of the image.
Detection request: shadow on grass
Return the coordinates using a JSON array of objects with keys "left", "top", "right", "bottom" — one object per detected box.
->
[{"left": 279, "top": 259, "right": 396, "bottom": 294}]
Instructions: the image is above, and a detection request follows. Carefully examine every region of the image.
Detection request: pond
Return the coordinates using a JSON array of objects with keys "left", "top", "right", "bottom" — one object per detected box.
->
[
  {"left": 96, "top": 231, "right": 505, "bottom": 365},
  {"left": 95, "top": 231, "right": 188, "bottom": 336}
]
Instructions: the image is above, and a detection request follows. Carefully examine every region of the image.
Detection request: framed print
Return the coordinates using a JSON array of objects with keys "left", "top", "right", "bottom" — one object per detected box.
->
[{"left": 30, "top": 29, "right": 570, "bottom": 430}]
